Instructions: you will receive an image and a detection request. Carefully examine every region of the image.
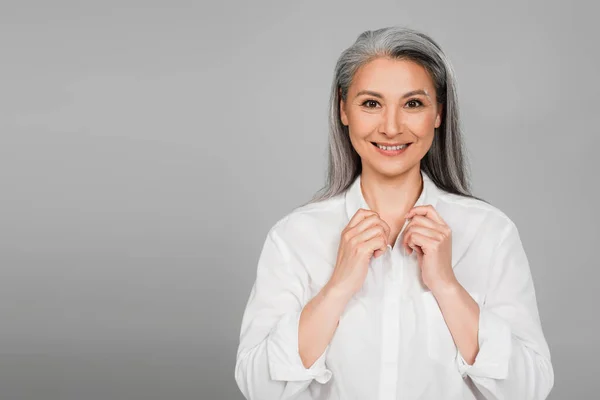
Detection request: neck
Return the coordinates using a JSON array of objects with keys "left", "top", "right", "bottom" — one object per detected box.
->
[{"left": 360, "top": 165, "right": 423, "bottom": 219}]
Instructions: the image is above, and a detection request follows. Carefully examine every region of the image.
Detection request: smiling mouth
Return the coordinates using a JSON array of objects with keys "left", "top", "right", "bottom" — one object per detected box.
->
[{"left": 371, "top": 142, "right": 412, "bottom": 150}]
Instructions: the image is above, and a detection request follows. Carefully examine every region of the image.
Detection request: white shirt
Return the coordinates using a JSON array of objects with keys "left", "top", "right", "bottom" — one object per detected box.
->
[{"left": 235, "top": 171, "right": 554, "bottom": 400}]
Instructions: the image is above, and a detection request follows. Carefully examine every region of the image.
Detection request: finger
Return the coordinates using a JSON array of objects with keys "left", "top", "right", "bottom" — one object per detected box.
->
[
  {"left": 353, "top": 214, "right": 390, "bottom": 245},
  {"left": 407, "top": 232, "right": 435, "bottom": 255},
  {"left": 353, "top": 213, "right": 384, "bottom": 234},
  {"left": 402, "top": 225, "right": 444, "bottom": 253},
  {"left": 365, "top": 234, "right": 387, "bottom": 258},
  {"left": 354, "top": 225, "right": 387, "bottom": 246},
  {"left": 403, "top": 230, "right": 424, "bottom": 255},
  {"left": 347, "top": 208, "right": 391, "bottom": 241},
  {"left": 371, "top": 215, "right": 390, "bottom": 243},
  {"left": 405, "top": 204, "right": 446, "bottom": 225},
  {"left": 378, "top": 216, "right": 391, "bottom": 245},
  {"left": 404, "top": 231, "right": 423, "bottom": 255},
  {"left": 347, "top": 208, "right": 379, "bottom": 229},
  {"left": 404, "top": 215, "right": 445, "bottom": 233}
]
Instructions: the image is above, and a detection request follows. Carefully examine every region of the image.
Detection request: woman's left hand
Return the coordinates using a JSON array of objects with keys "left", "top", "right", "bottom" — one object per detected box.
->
[{"left": 402, "top": 205, "right": 457, "bottom": 292}]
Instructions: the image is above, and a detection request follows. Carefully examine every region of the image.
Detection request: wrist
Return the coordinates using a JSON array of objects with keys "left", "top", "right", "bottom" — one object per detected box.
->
[
  {"left": 430, "top": 277, "right": 461, "bottom": 298},
  {"left": 321, "top": 282, "right": 353, "bottom": 305}
]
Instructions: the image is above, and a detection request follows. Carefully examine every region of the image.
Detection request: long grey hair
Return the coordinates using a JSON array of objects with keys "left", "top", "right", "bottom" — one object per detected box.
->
[{"left": 306, "top": 26, "right": 486, "bottom": 205}]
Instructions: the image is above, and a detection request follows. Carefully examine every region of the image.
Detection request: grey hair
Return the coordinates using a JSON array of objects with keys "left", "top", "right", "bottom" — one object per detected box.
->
[{"left": 305, "top": 26, "right": 486, "bottom": 206}]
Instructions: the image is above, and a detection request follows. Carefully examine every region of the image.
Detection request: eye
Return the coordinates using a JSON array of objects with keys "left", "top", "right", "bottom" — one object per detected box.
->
[
  {"left": 360, "top": 99, "right": 380, "bottom": 109},
  {"left": 406, "top": 99, "right": 423, "bottom": 108}
]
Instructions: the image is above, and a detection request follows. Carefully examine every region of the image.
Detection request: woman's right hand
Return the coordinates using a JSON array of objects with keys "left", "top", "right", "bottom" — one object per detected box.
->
[{"left": 325, "top": 208, "right": 391, "bottom": 299}]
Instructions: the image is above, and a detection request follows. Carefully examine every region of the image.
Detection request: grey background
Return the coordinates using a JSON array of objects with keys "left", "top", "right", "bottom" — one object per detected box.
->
[{"left": 0, "top": 1, "right": 597, "bottom": 399}]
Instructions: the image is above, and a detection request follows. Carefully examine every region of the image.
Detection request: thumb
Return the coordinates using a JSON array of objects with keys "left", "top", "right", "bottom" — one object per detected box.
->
[{"left": 416, "top": 248, "right": 423, "bottom": 262}]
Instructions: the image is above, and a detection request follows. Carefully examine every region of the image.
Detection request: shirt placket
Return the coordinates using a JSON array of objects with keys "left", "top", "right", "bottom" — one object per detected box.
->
[{"left": 378, "top": 217, "right": 409, "bottom": 400}]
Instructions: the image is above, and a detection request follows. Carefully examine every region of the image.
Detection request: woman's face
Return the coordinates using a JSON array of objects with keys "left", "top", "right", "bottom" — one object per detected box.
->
[{"left": 340, "top": 57, "right": 443, "bottom": 179}]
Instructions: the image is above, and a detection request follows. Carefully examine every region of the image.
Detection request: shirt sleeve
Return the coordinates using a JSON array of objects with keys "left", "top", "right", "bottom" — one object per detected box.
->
[
  {"left": 455, "top": 221, "right": 554, "bottom": 399},
  {"left": 234, "top": 222, "right": 333, "bottom": 400}
]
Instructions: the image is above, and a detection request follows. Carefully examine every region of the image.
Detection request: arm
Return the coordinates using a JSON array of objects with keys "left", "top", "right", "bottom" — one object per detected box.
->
[
  {"left": 436, "top": 221, "right": 554, "bottom": 399},
  {"left": 234, "top": 224, "right": 344, "bottom": 399},
  {"left": 431, "top": 282, "right": 480, "bottom": 366},
  {"left": 299, "top": 283, "right": 349, "bottom": 369}
]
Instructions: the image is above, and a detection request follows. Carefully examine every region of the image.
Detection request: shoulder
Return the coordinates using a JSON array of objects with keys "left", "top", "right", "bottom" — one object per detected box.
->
[
  {"left": 435, "top": 191, "right": 517, "bottom": 246},
  {"left": 267, "top": 193, "right": 346, "bottom": 244},
  {"left": 438, "top": 191, "right": 513, "bottom": 222}
]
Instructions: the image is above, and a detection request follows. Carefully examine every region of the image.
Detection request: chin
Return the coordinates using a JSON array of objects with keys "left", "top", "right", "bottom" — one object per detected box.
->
[
  {"left": 379, "top": 168, "right": 412, "bottom": 178},
  {"left": 367, "top": 162, "right": 416, "bottom": 178}
]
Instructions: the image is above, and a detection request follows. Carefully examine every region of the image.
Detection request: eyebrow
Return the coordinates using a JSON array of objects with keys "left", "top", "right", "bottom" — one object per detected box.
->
[{"left": 354, "top": 89, "right": 430, "bottom": 99}]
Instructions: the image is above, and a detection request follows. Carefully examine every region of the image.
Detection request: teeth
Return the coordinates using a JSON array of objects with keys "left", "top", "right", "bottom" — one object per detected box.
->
[{"left": 376, "top": 143, "right": 408, "bottom": 151}]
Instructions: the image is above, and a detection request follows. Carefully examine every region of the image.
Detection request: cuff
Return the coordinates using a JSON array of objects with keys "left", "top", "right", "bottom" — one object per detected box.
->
[
  {"left": 266, "top": 311, "right": 333, "bottom": 384},
  {"left": 456, "top": 307, "right": 512, "bottom": 380}
]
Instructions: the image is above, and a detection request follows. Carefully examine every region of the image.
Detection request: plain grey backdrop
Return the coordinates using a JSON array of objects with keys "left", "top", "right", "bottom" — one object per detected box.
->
[{"left": 0, "top": 1, "right": 597, "bottom": 399}]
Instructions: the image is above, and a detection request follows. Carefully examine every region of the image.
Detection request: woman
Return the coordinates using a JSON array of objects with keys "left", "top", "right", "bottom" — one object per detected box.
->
[{"left": 234, "top": 26, "right": 554, "bottom": 399}]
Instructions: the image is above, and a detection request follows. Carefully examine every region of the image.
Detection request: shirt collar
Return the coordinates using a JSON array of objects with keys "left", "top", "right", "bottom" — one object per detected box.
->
[{"left": 344, "top": 170, "right": 442, "bottom": 221}]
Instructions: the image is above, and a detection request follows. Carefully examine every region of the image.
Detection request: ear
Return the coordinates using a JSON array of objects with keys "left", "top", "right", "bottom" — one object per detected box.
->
[
  {"left": 435, "top": 103, "right": 443, "bottom": 128},
  {"left": 339, "top": 90, "right": 348, "bottom": 126}
]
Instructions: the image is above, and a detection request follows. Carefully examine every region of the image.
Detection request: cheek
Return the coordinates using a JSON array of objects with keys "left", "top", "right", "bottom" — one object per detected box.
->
[
  {"left": 348, "top": 113, "right": 378, "bottom": 134},
  {"left": 408, "top": 122, "right": 437, "bottom": 155},
  {"left": 347, "top": 116, "right": 377, "bottom": 148},
  {"left": 411, "top": 135, "right": 435, "bottom": 158},
  {"left": 407, "top": 114, "right": 437, "bottom": 137}
]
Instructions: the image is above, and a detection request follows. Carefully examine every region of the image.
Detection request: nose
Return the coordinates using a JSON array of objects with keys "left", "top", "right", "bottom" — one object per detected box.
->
[{"left": 379, "top": 106, "right": 402, "bottom": 136}]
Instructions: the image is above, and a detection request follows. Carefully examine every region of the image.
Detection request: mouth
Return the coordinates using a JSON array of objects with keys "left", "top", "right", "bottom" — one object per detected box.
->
[{"left": 371, "top": 142, "right": 412, "bottom": 155}]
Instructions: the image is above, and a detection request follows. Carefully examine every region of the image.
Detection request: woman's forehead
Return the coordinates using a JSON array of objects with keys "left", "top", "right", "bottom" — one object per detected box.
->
[{"left": 350, "top": 58, "right": 435, "bottom": 96}]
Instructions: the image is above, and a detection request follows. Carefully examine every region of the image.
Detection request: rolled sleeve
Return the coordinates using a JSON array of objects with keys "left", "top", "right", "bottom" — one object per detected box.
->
[
  {"left": 454, "top": 219, "right": 554, "bottom": 399},
  {"left": 235, "top": 219, "right": 333, "bottom": 399},
  {"left": 267, "top": 311, "right": 332, "bottom": 384}
]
